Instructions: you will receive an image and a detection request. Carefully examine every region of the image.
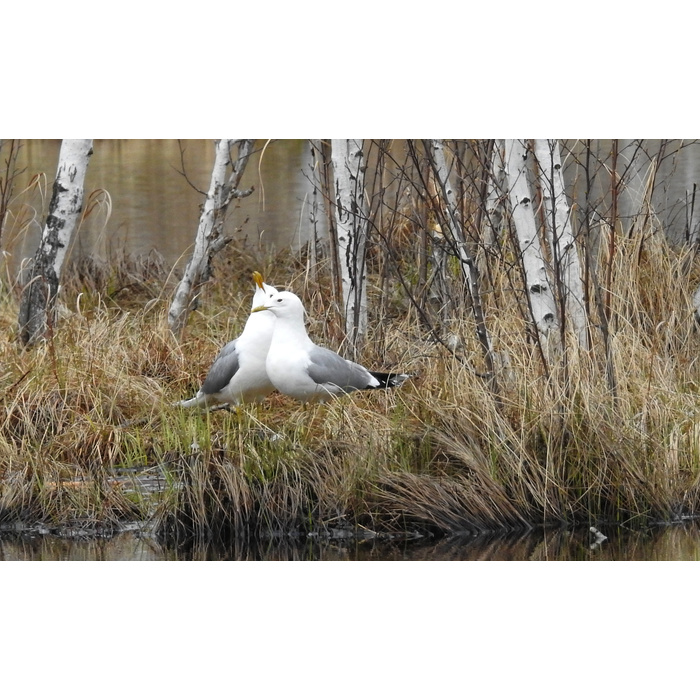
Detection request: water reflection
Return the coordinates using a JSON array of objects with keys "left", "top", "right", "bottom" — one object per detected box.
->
[
  {"left": 0, "top": 528, "right": 164, "bottom": 561},
  {"left": 7, "top": 139, "right": 700, "bottom": 282},
  {"left": 5, "top": 139, "right": 316, "bottom": 277},
  {"left": 2, "top": 522, "right": 699, "bottom": 560}
]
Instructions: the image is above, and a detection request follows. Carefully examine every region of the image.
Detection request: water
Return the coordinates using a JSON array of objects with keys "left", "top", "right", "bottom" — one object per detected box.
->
[
  {"left": 3, "top": 139, "right": 317, "bottom": 276},
  {"left": 5, "top": 140, "right": 700, "bottom": 280},
  {"left": 2, "top": 522, "right": 699, "bottom": 560}
]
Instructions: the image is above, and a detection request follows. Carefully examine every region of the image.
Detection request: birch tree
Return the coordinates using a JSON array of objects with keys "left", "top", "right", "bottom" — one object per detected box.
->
[
  {"left": 426, "top": 140, "right": 476, "bottom": 290},
  {"left": 483, "top": 139, "right": 506, "bottom": 247},
  {"left": 425, "top": 139, "right": 498, "bottom": 386},
  {"left": 17, "top": 139, "right": 93, "bottom": 346},
  {"left": 534, "top": 139, "right": 588, "bottom": 349},
  {"left": 330, "top": 139, "right": 368, "bottom": 350},
  {"left": 168, "top": 139, "right": 254, "bottom": 338},
  {"left": 504, "top": 139, "right": 558, "bottom": 345}
]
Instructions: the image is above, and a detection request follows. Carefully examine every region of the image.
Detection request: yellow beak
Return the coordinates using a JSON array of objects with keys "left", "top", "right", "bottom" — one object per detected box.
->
[
  {"left": 251, "top": 305, "right": 269, "bottom": 313},
  {"left": 252, "top": 271, "right": 264, "bottom": 290}
]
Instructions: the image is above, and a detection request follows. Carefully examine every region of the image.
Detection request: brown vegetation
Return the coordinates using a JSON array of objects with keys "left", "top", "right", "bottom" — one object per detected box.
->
[
  {"left": 3, "top": 140, "right": 700, "bottom": 545},
  {"left": 0, "top": 229, "right": 699, "bottom": 543}
]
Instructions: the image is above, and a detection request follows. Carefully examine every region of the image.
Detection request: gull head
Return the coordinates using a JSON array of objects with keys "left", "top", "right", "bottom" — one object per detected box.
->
[
  {"left": 252, "top": 290, "right": 305, "bottom": 321},
  {"left": 251, "top": 271, "right": 279, "bottom": 310}
]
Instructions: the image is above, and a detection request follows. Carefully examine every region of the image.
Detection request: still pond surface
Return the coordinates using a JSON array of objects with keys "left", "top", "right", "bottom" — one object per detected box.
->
[
  {"left": 5, "top": 139, "right": 700, "bottom": 277},
  {"left": 2, "top": 522, "right": 700, "bottom": 560}
]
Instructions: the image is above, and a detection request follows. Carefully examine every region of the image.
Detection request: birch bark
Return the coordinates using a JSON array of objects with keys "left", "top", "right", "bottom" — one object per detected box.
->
[
  {"left": 484, "top": 139, "right": 506, "bottom": 247},
  {"left": 330, "top": 139, "right": 368, "bottom": 350},
  {"left": 168, "top": 139, "right": 254, "bottom": 337},
  {"left": 426, "top": 139, "right": 497, "bottom": 384},
  {"left": 504, "top": 139, "right": 558, "bottom": 344},
  {"left": 427, "top": 140, "right": 475, "bottom": 289},
  {"left": 18, "top": 139, "right": 93, "bottom": 346},
  {"left": 534, "top": 139, "right": 588, "bottom": 349}
]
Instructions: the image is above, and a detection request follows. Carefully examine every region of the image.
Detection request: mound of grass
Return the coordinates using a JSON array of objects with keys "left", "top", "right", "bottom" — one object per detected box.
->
[{"left": 1, "top": 234, "right": 700, "bottom": 542}]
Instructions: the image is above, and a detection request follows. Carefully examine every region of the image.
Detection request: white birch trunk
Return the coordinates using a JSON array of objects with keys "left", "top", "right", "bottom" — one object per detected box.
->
[
  {"left": 427, "top": 140, "right": 497, "bottom": 380},
  {"left": 534, "top": 139, "right": 589, "bottom": 349},
  {"left": 168, "top": 139, "right": 254, "bottom": 337},
  {"left": 484, "top": 139, "right": 506, "bottom": 247},
  {"left": 504, "top": 139, "right": 558, "bottom": 344},
  {"left": 18, "top": 139, "right": 93, "bottom": 345},
  {"left": 331, "top": 139, "right": 368, "bottom": 348},
  {"left": 693, "top": 284, "right": 700, "bottom": 325},
  {"left": 428, "top": 139, "right": 475, "bottom": 290}
]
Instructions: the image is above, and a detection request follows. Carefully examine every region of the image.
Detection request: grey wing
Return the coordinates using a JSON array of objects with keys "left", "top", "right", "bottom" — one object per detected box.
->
[
  {"left": 200, "top": 340, "right": 240, "bottom": 394},
  {"left": 306, "top": 346, "right": 375, "bottom": 391}
]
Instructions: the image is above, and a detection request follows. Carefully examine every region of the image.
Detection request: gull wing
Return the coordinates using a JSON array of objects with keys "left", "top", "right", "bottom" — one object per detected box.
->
[
  {"left": 200, "top": 340, "right": 240, "bottom": 394},
  {"left": 306, "top": 346, "right": 376, "bottom": 391}
]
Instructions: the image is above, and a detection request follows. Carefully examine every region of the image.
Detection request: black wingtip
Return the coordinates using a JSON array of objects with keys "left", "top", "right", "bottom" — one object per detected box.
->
[{"left": 369, "top": 371, "right": 410, "bottom": 390}]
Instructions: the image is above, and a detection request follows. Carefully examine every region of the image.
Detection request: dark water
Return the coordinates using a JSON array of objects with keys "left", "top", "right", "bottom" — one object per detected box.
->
[{"left": 2, "top": 522, "right": 699, "bottom": 560}]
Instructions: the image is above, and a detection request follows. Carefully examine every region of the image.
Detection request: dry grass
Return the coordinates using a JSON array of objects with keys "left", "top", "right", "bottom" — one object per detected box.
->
[{"left": 2, "top": 232, "right": 700, "bottom": 542}]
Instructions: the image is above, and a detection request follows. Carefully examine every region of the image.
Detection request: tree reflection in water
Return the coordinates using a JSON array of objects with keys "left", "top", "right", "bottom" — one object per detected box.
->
[{"left": 2, "top": 521, "right": 700, "bottom": 560}]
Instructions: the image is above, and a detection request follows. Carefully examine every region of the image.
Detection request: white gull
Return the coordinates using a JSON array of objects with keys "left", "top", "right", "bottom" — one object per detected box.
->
[
  {"left": 252, "top": 290, "right": 408, "bottom": 402},
  {"left": 178, "top": 271, "right": 279, "bottom": 409}
]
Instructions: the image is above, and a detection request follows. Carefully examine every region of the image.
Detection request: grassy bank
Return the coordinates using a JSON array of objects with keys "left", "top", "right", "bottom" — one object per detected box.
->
[{"left": 2, "top": 237, "right": 700, "bottom": 543}]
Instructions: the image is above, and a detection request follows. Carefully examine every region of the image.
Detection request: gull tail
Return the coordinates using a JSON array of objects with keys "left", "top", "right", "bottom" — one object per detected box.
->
[
  {"left": 174, "top": 393, "right": 235, "bottom": 412},
  {"left": 176, "top": 396, "right": 202, "bottom": 408},
  {"left": 368, "top": 371, "right": 410, "bottom": 390}
]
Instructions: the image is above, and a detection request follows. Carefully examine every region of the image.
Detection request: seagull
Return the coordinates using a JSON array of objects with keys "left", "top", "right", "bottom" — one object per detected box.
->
[
  {"left": 178, "top": 271, "right": 279, "bottom": 409},
  {"left": 252, "top": 290, "right": 409, "bottom": 402}
]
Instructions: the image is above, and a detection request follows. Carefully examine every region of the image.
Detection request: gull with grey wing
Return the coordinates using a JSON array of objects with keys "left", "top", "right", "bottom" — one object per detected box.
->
[
  {"left": 252, "top": 290, "right": 408, "bottom": 402},
  {"left": 178, "top": 271, "right": 279, "bottom": 409}
]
